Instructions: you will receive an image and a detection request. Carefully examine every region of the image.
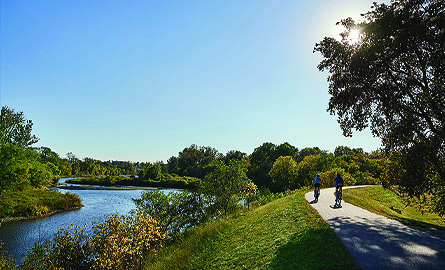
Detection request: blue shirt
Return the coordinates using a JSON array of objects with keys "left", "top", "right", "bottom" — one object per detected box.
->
[
  {"left": 334, "top": 175, "right": 344, "bottom": 185},
  {"left": 314, "top": 176, "right": 321, "bottom": 184}
]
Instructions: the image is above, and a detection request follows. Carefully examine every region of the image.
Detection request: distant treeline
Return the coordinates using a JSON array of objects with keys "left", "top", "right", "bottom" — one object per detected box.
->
[
  {"left": 159, "top": 143, "right": 384, "bottom": 192},
  {"left": 1, "top": 140, "right": 385, "bottom": 194},
  {"left": 0, "top": 106, "right": 386, "bottom": 194},
  {"left": 65, "top": 143, "right": 385, "bottom": 192}
]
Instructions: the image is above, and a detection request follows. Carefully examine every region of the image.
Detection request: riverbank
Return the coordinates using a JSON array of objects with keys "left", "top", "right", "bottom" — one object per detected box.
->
[
  {"left": 57, "top": 184, "right": 158, "bottom": 191},
  {"left": 66, "top": 175, "right": 199, "bottom": 189}
]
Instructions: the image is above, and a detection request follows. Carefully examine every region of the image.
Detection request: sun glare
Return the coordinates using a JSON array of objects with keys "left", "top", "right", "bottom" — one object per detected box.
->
[{"left": 348, "top": 28, "right": 362, "bottom": 43}]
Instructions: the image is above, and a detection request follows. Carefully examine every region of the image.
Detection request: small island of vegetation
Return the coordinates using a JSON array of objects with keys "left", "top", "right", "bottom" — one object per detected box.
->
[{"left": 65, "top": 174, "right": 200, "bottom": 189}]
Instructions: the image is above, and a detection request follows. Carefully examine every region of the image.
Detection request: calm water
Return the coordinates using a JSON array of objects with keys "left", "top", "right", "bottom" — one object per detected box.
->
[{"left": 0, "top": 178, "right": 180, "bottom": 263}]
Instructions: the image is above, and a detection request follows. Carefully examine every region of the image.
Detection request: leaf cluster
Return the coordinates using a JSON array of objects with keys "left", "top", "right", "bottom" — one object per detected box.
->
[
  {"left": 133, "top": 190, "right": 216, "bottom": 238},
  {"left": 200, "top": 161, "right": 251, "bottom": 216}
]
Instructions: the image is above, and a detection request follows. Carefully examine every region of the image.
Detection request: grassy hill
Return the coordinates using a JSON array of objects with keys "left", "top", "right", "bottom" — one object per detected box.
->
[
  {"left": 143, "top": 189, "right": 359, "bottom": 270},
  {"left": 342, "top": 186, "right": 445, "bottom": 231}
]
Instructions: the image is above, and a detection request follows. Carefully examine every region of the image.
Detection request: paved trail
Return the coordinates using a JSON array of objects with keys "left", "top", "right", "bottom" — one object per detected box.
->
[{"left": 305, "top": 186, "right": 445, "bottom": 270}]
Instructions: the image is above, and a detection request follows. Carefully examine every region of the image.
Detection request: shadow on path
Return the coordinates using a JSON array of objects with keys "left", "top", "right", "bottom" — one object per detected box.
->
[
  {"left": 306, "top": 187, "right": 445, "bottom": 270},
  {"left": 328, "top": 211, "right": 445, "bottom": 270}
]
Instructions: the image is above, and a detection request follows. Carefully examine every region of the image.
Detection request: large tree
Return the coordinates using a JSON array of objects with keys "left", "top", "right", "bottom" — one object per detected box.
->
[
  {"left": 248, "top": 142, "right": 299, "bottom": 191},
  {"left": 200, "top": 160, "right": 250, "bottom": 215},
  {"left": 268, "top": 156, "right": 300, "bottom": 191},
  {"left": 0, "top": 106, "right": 39, "bottom": 147},
  {"left": 314, "top": 0, "right": 445, "bottom": 214}
]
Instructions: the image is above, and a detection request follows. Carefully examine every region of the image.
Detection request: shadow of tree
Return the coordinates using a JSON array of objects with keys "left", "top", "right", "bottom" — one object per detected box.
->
[
  {"left": 269, "top": 227, "right": 359, "bottom": 270},
  {"left": 326, "top": 215, "right": 445, "bottom": 270}
]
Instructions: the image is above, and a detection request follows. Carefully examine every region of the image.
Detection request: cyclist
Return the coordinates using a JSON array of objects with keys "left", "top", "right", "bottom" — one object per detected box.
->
[
  {"left": 333, "top": 173, "right": 344, "bottom": 198},
  {"left": 314, "top": 174, "right": 321, "bottom": 198}
]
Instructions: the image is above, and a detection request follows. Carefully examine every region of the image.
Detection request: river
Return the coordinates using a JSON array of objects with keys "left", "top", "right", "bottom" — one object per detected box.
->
[{"left": 0, "top": 178, "right": 180, "bottom": 264}]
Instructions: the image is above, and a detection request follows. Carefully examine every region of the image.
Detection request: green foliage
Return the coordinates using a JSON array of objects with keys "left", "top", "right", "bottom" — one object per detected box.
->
[
  {"left": 0, "top": 143, "right": 31, "bottom": 192},
  {"left": 248, "top": 142, "right": 299, "bottom": 191},
  {"left": 133, "top": 191, "right": 216, "bottom": 238},
  {"left": 383, "top": 145, "right": 445, "bottom": 216},
  {"left": 92, "top": 213, "right": 166, "bottom": 270},
  {"left": 294, "top": 151, "right": 384, "bottom": 188},
  {"left": 165, "top": 144, "right": 221, "bottom": 179},
  {"left": 220, "top": 150, "right": 247, "bottom": 165},
  {"left": 343, "top": 186, "right": 445, "bottom": 230},
  {"left": 67, "top": 174, "right": 200, "bottom": 189},
  {"left": 334, "top": 146, "right": 363, "bottom": 157},
  {"left": 200, "top": 161, "right": 251, "bottom": 216},
  {"left": 0, "top": 143, "right": 65, "bottom": 193},
  {"left": 243, "top": 182, "right": 258, "bottom": 210},
  {"left": 28, "top": 162, "right": 55, "bottom": 188},
  {"left": 20, "top": 224, "right": 93, "bottom": 270},
  {"left": 299, "top": 146, "right": 322, "bottom": 160},
  {"left": 268, "top": 156, "right": 300, "bottom": 191},
  {"left": 67, "top": 157, "right": 140, "bottom": 177},
  {"left": 0, "top": 241, "right": 17, "bottom": 270},
  {"left": 67, "top": 176, "right": 119, "bottom": 186},
  {"left": 0, "top": 106, "right": 39, "bottom": 147},
  {"left": 139, "top": 162, "right": 163, "bottom": 181}
]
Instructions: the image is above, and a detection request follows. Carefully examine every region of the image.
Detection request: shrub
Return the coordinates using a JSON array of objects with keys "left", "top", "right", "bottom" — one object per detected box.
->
[
  {"left": 19, "top": 213, "right": 166, "bottom": 270},
  {"left": 243, "top": 182, "right": 258, "bottom": 210},
  {"left": 92, "top": 213, "right": 166, "bottom": 270},
  {"left": 20, "top": 225, "right": 93, "bottom": 270},
  {"left": 133, "top": 191, "right": 216, "bottom": 238},
  {"left": 0, "top": 241, "right": 17, "bottom": 270}
]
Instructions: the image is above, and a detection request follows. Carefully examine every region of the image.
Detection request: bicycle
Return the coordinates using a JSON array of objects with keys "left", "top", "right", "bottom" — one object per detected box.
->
[
  {"left": 314, "top": 187, "right": 320, "bottom": 202},
  {"left": 335, "top": 185, "right": 342, "bottom": 207}
]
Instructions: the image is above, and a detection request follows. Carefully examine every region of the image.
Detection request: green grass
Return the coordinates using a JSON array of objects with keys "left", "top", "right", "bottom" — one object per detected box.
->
[
  {"left": 0, "top": 188, "right": 82, "bottom": 219},
  {"left": 343, "top": 186, "right": 445, "bottom": 230},
  {"left": 144, "top": 189, "right": 359, "bottom": 270}
]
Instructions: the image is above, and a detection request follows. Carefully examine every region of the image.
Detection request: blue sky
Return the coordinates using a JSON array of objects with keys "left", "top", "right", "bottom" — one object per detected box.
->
[{"left": 1, "top": 0, "right": 386, "bottom": 162}]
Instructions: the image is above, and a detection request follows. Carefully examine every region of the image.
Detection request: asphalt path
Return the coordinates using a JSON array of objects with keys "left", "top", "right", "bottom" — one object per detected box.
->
[{"left": 305, "top": 186, "right": 445, "bottom": 270}]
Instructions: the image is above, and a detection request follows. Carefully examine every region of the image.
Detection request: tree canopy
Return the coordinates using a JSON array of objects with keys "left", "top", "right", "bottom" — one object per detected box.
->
[
  {"left": 314, "top": 0, "right": 445, "bottom": 214},
  {"left": 200, "top": 160, "right": 251, "bottom": 216},
  {"left": 0, "top": 106, "right": 39, "bottom": 147}
]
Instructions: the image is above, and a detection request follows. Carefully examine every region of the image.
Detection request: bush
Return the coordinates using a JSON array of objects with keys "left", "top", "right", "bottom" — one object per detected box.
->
[
  {"left": 200, "top": 161, "right": 250, "bottom": 216},
  {"left": 133, "top": 191, "right": 216, "bottom": 238},
  {"left": 20, "top": 225, "right": 93, "bottom": 270},
  {"left": 0, "top": 241, "right": 16, "bottom": 270},
  {"left": 18, "top": 212, "right": 166, "bottom": 270},
  {"left": 92, "top": 213, "right": 166, "bottom": 270}
]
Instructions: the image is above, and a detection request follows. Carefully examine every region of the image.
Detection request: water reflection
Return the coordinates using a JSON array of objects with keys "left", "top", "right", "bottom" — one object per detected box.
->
[{"left": 0, "top": 178, "right": 180, "bottom": 264}]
